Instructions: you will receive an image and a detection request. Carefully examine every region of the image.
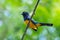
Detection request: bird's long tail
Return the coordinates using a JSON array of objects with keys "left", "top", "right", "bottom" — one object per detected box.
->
[{"left": 40, "top": 23, "right": 53, "bottom": 26}]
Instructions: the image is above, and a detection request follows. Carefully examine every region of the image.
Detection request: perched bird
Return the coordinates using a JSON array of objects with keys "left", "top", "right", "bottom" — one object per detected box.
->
[{"left": 22, "top": 12, "right": 53, "bottom": 31}]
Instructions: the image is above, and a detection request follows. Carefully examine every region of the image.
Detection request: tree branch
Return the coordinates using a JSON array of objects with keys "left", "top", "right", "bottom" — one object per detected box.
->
[{"left": 21, "top": 0, "right": 40, "bottom": 40}]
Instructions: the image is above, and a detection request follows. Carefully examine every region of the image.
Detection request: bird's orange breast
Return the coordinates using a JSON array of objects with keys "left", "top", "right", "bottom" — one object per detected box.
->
[{"left": 24, "top": 20, "right": 37, "bottom": 29}]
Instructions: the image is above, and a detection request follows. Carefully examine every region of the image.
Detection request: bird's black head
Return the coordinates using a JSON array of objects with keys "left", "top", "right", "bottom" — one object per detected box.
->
[
  {"left": 22, "top": 12, "right": 29, "bottom": 16},
  {"left": 22, "top": 12, "right": 30, "bottom": 20}
]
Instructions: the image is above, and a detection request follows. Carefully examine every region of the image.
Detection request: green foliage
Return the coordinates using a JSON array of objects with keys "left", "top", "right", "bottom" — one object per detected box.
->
[{"left": 0, "top": 0, "right": 60, "bottom": 40}]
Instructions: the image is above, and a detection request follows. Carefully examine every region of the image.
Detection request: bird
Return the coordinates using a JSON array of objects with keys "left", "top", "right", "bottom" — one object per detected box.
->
[{"left": 21, "top": 12, "right": 53, "bottom": 31}]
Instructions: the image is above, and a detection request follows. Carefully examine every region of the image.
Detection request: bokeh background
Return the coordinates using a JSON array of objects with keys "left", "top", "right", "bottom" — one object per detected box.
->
[{"left": 0, "top": 0, "right": 60, "bottom": 40}]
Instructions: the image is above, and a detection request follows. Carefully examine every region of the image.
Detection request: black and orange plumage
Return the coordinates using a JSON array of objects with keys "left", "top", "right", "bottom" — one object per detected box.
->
[{"left": 22, "top": 12, "right": 53, "bottom": 31}]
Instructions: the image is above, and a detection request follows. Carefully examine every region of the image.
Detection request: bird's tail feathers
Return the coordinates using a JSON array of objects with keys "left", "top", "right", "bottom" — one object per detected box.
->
[{"left": 40, "top": 23, "right": 53, "bottom": 26}]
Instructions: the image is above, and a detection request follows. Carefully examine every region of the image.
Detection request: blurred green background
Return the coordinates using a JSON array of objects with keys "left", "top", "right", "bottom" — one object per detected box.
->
[{"left": 0, "top": 0, "right": 60, "bottom": 40}]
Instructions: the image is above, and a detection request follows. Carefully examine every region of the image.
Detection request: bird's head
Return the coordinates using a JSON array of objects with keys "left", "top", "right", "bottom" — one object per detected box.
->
[
  {"left": 21, "top": 12, "right": 29, "bottom": 17},
  {"left": 21, "top": 12, "right": 30, "bottom": 20}
]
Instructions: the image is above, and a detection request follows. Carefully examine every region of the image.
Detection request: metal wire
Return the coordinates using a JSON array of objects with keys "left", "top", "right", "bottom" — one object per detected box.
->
[{"left": 21, "top": 0, "right": 40, "bottom": 40}]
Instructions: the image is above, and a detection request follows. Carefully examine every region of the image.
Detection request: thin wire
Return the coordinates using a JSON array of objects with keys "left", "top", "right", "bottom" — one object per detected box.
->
[{"left": 21, "top": 0, "right": 40, "bottom": 40}]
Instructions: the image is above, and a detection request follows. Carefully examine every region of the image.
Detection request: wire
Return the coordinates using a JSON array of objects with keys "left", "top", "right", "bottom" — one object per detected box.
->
[{"left": 21, "top": 0, "right": 40, "bottom": 40}]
